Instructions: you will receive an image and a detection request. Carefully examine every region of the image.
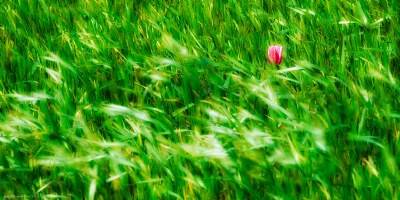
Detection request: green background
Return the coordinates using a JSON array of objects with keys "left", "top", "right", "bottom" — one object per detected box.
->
[{"left": 0, "top": 0, "right": 399, "bottom": 199}]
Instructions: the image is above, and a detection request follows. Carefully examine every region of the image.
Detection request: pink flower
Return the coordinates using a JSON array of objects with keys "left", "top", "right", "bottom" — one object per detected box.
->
[{"left": 268, "top": 45, "right": 283, "bottom": 65}]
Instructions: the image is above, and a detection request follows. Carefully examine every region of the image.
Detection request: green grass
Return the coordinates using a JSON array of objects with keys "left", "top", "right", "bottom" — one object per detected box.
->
[{"left": 0, "top": 0, "right": 399, "bottom": 199}]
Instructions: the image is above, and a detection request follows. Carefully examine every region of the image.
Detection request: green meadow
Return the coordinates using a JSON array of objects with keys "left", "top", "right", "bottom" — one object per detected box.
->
[{"left": 1, "top": 0, "right": 399, "bottom": 199}]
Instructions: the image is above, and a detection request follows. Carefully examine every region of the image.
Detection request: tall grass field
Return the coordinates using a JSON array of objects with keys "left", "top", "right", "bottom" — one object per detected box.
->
[{"left": 1, "top": 0, "right": 400, "bottom": 199}]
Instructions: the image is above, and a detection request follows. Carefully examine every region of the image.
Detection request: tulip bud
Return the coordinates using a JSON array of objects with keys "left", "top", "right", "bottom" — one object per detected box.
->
[{"left": 268, "top": 45, "right": 283, "bottom": 65}]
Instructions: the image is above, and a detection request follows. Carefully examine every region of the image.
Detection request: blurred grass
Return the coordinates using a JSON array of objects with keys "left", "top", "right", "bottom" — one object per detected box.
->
[{"left": 0, "top": 0, "right": 399, "bottom": 199}]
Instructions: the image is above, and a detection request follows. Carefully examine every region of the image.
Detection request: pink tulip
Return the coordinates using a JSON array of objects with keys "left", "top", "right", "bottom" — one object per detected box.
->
[{"left": 268, "top": 45, "right": 283, "bottom": 65}]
